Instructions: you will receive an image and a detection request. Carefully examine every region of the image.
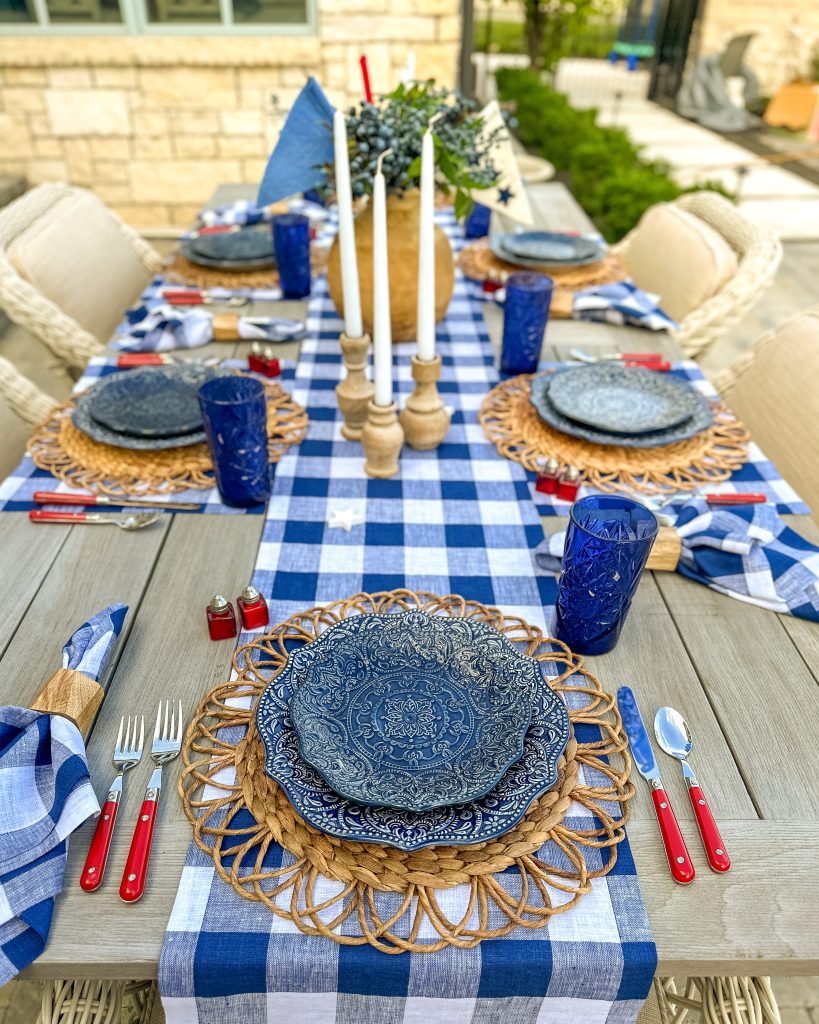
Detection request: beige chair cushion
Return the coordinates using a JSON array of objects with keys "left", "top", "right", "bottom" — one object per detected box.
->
[
  {"left": 623, "top": 202, "right": 739, "bottom": 322},
  {"left": 8, "top": 190, "right": 151, "bottom": 344},
  {"left": 721, "top": 308, "right": 819, "bottom": 518}
]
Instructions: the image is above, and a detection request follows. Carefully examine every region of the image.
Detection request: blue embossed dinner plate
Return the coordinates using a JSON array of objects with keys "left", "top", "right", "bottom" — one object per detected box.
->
[
  {"left": 490, "top": 232, "right": 604, "bottom": 270},
  {"left": 87, "top": 364, "right": 219, "bottom": 439},
  {"left": 288, "top": 612, "right": 536, "bottom": 812},
  {"left": 547, "top": 364, "right": 701, "bottom": 434},
  {"left": 503, "top": 231, "right": 601, "bottom": 263},
  {"left": 183, "top": 227, "right": 276, "bottom": 270},
  {"left": 529, "top": 373, "right": 713, "bottom": 448},
  {"left": 255, "top": 612, "right": 572, "bottom": 850}
]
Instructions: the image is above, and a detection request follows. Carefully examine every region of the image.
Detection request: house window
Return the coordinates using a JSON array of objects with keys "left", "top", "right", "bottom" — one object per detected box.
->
[{"left": 0, "top": 0, "right": 311, "bottom": 29}]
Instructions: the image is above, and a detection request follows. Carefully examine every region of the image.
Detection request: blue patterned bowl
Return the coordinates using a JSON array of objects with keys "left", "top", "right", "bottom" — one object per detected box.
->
[
  {"left": 255, "top": 613, "right": 572, "bottom": 849},
  {"left": 285, "top": 612, "right": 536, "bottom": 812}
]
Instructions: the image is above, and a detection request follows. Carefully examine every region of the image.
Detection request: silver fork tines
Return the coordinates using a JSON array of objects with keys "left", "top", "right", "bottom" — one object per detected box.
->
[
  {"left": 113, "top": 714, "right": 144, "bottom": 780},
  {"left": 146, "top": 700, "right": 184, "bottom": 794}
]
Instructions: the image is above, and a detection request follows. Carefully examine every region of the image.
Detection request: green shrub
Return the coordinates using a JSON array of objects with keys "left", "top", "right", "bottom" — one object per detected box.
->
[{"left": 496, "top": 68, "right": 733, "bottom": 242}]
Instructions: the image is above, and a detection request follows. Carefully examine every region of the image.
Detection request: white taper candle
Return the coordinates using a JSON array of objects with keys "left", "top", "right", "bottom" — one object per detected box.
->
[
  {"left": 416, "top": 127, "right": 436, "bottom": 362},
  {"left": 333, "top": 109, "right": 363, "bottom": 339},
  {"left": 372, "top": 154, "right": 392, "bottom": 407}
]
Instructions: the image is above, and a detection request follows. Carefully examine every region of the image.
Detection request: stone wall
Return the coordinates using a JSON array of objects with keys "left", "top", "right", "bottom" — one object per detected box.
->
[
  {"left": 698, "top": 0, "right": 818, "bottom": 94},
  {"left": 0, "top": 0, "right": 460, "bottom": 229}
]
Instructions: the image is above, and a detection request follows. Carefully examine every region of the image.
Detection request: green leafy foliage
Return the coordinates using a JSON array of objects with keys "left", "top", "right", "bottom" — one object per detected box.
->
[
  {"left": 321, "top": 80, "right": 500, "bottom": 219},
  {"left": 496, "top": 68, "right": 734, "bottom": 241}
]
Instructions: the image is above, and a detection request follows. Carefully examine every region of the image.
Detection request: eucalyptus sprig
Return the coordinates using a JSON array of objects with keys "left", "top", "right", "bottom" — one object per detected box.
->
[{"left": 322, "top": 80, "right": 501, "bottom": 220}]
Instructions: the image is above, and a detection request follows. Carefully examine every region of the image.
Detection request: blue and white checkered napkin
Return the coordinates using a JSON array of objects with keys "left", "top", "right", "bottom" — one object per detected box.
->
[
  {"left": 573, "top": 282, "right": 678, "bottom": 331},
  {"left": 0, "top": 708, "right": 99, "bottom": 984},
  {"left": 535, "top": 498, "right": 819, "bottom": 620},
  {"left": 159, "top": 216, "right": 657, "bottom": 1024},
  {"left": 112, "top": 304, "right": 306, "bottom": 353},
  {"left": 180, "top": 198, "right": 329, "bottom": 240},
  {"left": 0, "top": 604, "right": 127, "bottom": 983},
  {"left": 528, "top": 360, "right": 810, "bottom": 518}
]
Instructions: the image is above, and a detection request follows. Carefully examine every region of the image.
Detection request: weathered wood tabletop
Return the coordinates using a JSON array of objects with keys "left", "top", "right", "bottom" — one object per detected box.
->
[{"left": 3, "top": 182, "right": 817, "bottom": 981}]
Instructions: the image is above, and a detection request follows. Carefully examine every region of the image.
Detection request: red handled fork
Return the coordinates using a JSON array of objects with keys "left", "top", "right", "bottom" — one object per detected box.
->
[
  {"left": 119, "top": 700, "right": 183, "bottom": 903},
  {"left": 80, "top": 715, "right": 145, "bottom": 892}
]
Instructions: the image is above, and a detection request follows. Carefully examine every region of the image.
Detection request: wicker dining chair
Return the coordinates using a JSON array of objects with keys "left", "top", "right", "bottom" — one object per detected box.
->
[
  {"left": 712, "top": 304, "right": 819, "bottom": 516},
  {"left": 614, "top": 192, "right": 782, "bottom": 360},
  {"left": 0, "top": 182, "right": 162, "bottom": 424}
]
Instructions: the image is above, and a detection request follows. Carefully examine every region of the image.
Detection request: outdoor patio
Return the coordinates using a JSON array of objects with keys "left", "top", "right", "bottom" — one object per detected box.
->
[{"left": 1, "top": 4, "right": 818, "bottom": 1024}]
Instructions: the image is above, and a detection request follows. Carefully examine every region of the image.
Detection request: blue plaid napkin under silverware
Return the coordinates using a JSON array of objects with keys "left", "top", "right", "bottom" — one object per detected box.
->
[
  {"left": 179, "top": 198, "right": 329, "bottom": 240},
  {"left": 573, "top": 281, "right": 678, "bottom": 331},
  {"left": 112, "top": 305, "right": 306, "bottom": 353},
  {"left": 0, "top": 604, "right": 127, "bottom": 983},
  {"left": 535, "top": 499, "right": 819, "bottom": 621}
]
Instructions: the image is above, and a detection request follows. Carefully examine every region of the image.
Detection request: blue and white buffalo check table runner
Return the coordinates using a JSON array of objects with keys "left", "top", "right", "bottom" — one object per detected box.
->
[{"left": 159, "top": 265, "right": 657, "bottom": 1024}]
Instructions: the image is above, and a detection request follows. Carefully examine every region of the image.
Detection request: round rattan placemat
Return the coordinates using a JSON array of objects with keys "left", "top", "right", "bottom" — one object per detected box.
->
[
  {"left": 164, "top": 244, "right": 329, "bottom": 291},
  {"left": 180, "top": 589, "right": 633, "bottom": 954},
  {"left": 457, "top": 239, "right": 628, "bottom": 318},
  {"left": 480, "top": 373, "right": 750, "bottom": 497},
  {"left": 28, "top": 378, "right": 308, "bottom": 498}
]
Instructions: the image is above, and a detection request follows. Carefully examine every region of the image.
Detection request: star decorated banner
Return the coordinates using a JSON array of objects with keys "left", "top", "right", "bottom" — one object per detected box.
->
[{"left": 469, "top": 100, "right": 533, "bottom": 226}]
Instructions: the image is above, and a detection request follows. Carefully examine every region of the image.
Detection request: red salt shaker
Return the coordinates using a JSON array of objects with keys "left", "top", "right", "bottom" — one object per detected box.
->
[
  {"left": 237, "top": 585, "right": 269, "bottom": 630},
  {"left": 206, "top": 595, "right": 237, "bottom": 640},
  {"left": 248, "top": 342, "right": 281, "bottom": 378},
  {"left": 536, "top": 457, "right": 561, "bottom": 495},
  {"left": 556, "top": 465, "right": 581, "bottom": 502}
]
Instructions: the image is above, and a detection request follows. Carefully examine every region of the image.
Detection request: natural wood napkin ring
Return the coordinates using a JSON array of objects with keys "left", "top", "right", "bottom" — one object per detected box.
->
[
  {"left": 212, "top": 313, "right": 241, "bottom": 341},
  {"left": 30, "top": 668, "right": 104, "bottom": 740},
  {"left": 647, "top": 526, "right": 682, "bottom": 572}
]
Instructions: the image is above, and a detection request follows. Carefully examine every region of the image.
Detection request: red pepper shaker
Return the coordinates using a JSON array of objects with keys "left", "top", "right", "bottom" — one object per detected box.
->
[
  {"left": 206, "top": 595, "right": 237, "bottom": 641},
  {"left": 536, "top": 457, "right": 561, "bottom": 495},
  {"left": 236, "top": 585, "right": 269, "bottom": 630},
  {"left": 556, "top": 465, "right": 581, "bottom": 502}
]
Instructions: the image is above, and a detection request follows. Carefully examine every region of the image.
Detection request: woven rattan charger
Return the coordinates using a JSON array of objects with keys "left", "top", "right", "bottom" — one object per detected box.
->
[
  {"left": 164, "top": 243, "right": 329, "bottom": 291},
  {"left": 28, "top": 376, "right": 308, "bottom": 499},
  {"left": 480, "top": 373, "right": 750, "bottom": 498},
  {"left": 457, "top": 239, "right": 628, "bottom": 318},
  {"left": 180, "top": 589, "right": 634, "bottom": 954}
]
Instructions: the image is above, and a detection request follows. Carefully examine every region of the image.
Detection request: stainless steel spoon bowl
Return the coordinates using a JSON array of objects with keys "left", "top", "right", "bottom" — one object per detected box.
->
[{"left": 654, "top": 706, "right": 731, "bottom": 873}]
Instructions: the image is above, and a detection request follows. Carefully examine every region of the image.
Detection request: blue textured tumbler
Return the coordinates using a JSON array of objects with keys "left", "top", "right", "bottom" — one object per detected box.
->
[
  {"left": 273, "top": 213, "right": 311, "bottom": 298},
  {"left": 465, "top": 203, "right": 492, "bottom": 239},
  {"left": 555, "top": 496, "right": 658, "bottom": 655},
  {"left": 198, "top": 376, "right": 270, "bottom": 508},
  {"left": 500, "top": 272, "right": 553, "bottom": 376}
]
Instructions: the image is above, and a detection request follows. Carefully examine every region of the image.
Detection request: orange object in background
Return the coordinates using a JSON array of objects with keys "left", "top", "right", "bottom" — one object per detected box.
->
[{"left": 763, "top": 82, "right": 819, "bottom": 131}]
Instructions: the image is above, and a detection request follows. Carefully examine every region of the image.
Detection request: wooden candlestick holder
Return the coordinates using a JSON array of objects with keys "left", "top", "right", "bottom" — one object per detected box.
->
[
  {"left": 361, "top": 399, "right": 404, "bottom": 479},
  {"left": 336, "top": 332, "right": 374, "bottom": 440},
  {"left": 399, "top": 354, "right": 451, "bottom": 451}
]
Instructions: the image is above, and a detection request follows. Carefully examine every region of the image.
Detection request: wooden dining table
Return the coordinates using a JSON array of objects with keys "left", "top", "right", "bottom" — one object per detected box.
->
[{"left": 1, "top": 182, "right": 817, "bottom": 984}]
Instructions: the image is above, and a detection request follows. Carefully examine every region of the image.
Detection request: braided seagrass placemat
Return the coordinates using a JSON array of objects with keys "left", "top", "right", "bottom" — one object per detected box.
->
[
  {"left": 457, "top": 239, "right": 628, "bottom": 318},
  {"left": 27, "top": 379, "right": 308, "bottom": 498},
  {"left": 180, "top": 589, "right": 634, "bottom": 954},
  {"left": 480, "top": 373, "right": 750, "bottom": 498},
  {"left": 164, "top": 244, "right": 329, "bottom": 291}
]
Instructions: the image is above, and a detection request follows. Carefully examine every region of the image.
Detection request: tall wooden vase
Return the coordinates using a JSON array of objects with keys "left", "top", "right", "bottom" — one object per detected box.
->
[{"left": 327, "top": 189, "right": 455, "bottom": 342}]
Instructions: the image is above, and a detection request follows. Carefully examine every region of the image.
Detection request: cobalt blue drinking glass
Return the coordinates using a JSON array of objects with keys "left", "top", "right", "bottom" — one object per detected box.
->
[
  {"left": 273, "top": 213, "right": 311, "bottom": 298},
  {"left": 555, "top": 496, "right": 658, "bottom": 655},
  {"left": 500, "top": 272, "right": 553, "bottom": 376},
  {"left": 465, "top": 202, "right": 492, "bottom": 239},
  {"left": 198, "top": 376, "right": 270, "bottom": 508}
]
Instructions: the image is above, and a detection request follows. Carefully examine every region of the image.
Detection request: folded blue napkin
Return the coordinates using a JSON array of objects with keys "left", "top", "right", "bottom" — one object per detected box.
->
[
  {"left": 0, "top": 604, "right": 128, "bottom": 983},
  {"left": 535, "top": 499, "right": 819, "bottom": 621},
  {"left": 257, "top": 78, "right": 335, "bottom": 207},
  {"left": 113, "top": 306, "right": 306, "bottom": 353},
  {"left": 573, "top": 282, "right": 678, "bottom": 331},
  {"left": 179, "top": 198, "right": 328, "bottom": 240},
  {"left": 0, "top": 709, "right": 98, "bottom": 984}
]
